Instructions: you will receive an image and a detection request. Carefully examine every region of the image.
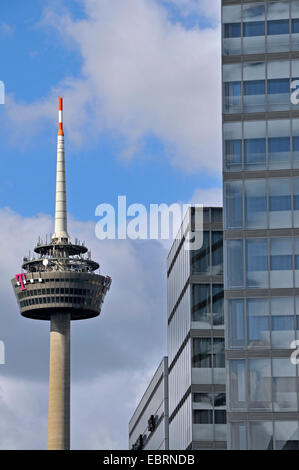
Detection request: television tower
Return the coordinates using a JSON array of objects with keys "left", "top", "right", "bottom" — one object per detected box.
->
[{"left": 11, "top": 98, "right": 111, "bottom": 450}]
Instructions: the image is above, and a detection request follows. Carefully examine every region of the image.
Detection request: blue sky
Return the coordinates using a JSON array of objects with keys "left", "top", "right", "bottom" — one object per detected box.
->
[{"left": 0, "top": 0, "right": 221, "bottom": 223}]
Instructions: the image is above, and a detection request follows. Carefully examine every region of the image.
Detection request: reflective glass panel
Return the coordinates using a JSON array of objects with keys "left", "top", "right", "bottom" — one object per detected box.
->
[
  {"left": 271, "top": 297, "right": 295, "bottom": 348},
  {"left": 246, "top": 239, "right": 268, "bottom": 288}
]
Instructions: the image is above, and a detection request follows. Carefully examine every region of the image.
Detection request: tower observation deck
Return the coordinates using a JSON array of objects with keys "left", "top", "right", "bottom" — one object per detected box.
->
[{"left": 11, "top": 97, "right": 111, "bottom": 450}]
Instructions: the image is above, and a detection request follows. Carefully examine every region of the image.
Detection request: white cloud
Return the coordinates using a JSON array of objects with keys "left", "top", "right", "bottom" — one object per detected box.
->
[
  {"left": 190, "top": 186, "right": 222, "bottom": 207},
  {"left": 5, "top": 0, "right": 221, "bottom": 174}
]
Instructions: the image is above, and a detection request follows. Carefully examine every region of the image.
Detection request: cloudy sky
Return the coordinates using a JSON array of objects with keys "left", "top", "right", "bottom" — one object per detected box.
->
[{"left": 0, "top": 0, "right": 221, "bottom": 449}]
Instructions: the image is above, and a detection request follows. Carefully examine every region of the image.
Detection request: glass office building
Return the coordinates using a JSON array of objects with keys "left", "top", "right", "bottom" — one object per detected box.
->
[
  {"left": 167, "top": 207, "right": 226, "bottom": 450},
  {"left": 223, "top": 0, "right": 299, "bottom": 449},
  {"left": 129, "top": 357, "right": 169, "bottom": 450}
]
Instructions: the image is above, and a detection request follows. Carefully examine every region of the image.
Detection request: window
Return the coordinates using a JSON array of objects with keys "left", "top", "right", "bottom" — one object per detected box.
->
[
  {"left": 250, "top": 422, "right": 273, "bottom": 450},
  {"left": 213, "top": 339, "right": 225, "bottom": 368},
  {"left": 270, "top": 238, "right": 293, "bottom": 288},
  {"left": 292, "top": 19, "right": 299, "bottom": 34},
  {"left": 269, "top": 179, "right": 291, "bottom": 228},
  {"left": 192, "top": 338, "right": 212, "bottom": 368},
  {"left": 211, "top": 231, "right": 223, "bottom": 274},
  {"left": 244, "top": 138, "right": 266, "bottom": 167},
  {"left": 244, "top": 80, "right": 265, "bottom": 95},
  {"left": 268, "top": 137, "right": 290, "bottom": 168},
  {"left": 228, "top": 299, "right": 245, "bottom": 348},
  {"left": 214, "top": 410, "right": 226, "bottom": 424},
  {"left": 246, "top": 239, "right": 268, "bottom": 288},
  {"left": 226, "top": 240, "right": 243, "bottom": 289},
  {"left": 225, "top": 181, "right": 243, "bottom": 229},
  {"left": 224, "top": 82, "right": 241, "bottom": 113},
  {"left": 192, "top": 284, "right": 210, "bottom": 324},
  {"left": 212, "top": 284, "right": 224, "bottom": 327},
  {"left": 248, "top": 359, "right": 271, "bottom": 410},
  {"left": 245, "top": 179, "right": 267, "bottom": 229},
  {"left": 224, "top": 23, "right": 241, "bottom": 38},
  {"left": 274, "top": 422, "right": 299, "bottom": 450},
  {"left": 191, "top": 231, "right": 210, "bottom": 274},
  {"left": 268, "top": 19, "right": 289, "bottom": 36},
  {"left": 247, "top": 299, "right": 269, "bottom": 347},
  {"left": 193, "top": 410, "right": 213, "bottom": 424},
  {"left": 271, "top": 297, "right": 295, "bottom": 349},
  {"left": 225, "top": 139, "right": 242, "bottom": 169},
  {"left": 243, "top": 21, "right": 265, "bottom": 37},
  {"left": 268, "top": 78, "right": 290, "bottom": 94},
  {"left": 272, "top": 359, "right": 297, "bottom": 411},
  {"left": 230, "top": 360, "right": 246, "bottom": 408}
]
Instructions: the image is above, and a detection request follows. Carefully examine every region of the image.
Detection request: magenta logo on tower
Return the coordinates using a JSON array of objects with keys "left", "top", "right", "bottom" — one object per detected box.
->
[{"left": 15, "top": 273, "right": 26, "bottom": 291}]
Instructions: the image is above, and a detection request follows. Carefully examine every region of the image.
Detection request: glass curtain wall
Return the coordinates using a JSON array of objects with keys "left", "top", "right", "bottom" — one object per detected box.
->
[{"left": 223, "top": 0, "right": 299, "bottom": 450}]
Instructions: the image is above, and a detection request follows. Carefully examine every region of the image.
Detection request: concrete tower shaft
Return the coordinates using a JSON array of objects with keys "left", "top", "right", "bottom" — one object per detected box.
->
[{"left": 48, "top": 313, "right": 70, "bottom": 450}]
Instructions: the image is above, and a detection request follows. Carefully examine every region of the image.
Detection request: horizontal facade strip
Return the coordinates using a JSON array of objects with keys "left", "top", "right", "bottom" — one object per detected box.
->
[
  {"left": 191, "top": 384, "right": 226, "bottom": 394},
  {"left": 223, "top": 110, "right": 299, "bottom": 123},
  {"left": 225, "top": 287, "right": 299, "bottom": 299},
  {"left": 224, "top": 228, "right": 299, "bottom": 239},
  {"left": 223, "top": 51, "right": 299, "bottom": 65},
  {"left": 191, "top": 274, "right": 224, "bottom": 284},
  {"left": 226, "top": 349, "right": 295, "bottom": 359},
  {"left": 190, "top": 329, "right": 225, "bottom": 339},
  {"left": 222, "top": 0, "right": 262, "bottom": 5},
  {"left": 191, "top": 441, "right": 227, "bottom": 450},
  {"left": 228, "top": 412, "right": 299, "bottom": 422},
  {"left": 223, "top": 169, "right": 299, "bottom": 182}
]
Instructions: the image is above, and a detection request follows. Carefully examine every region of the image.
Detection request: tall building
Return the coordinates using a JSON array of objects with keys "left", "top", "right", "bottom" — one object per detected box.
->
[
  {"left": 222, "top": 0, "right": 299, "bottom": 449},
  {"left": 129, "top": 357, "right": 169, "bottom": 450},
  {"left": 11, "top": 98, "right": 111, "bottom": 450},
  {"left": 168, "top": 207, "right": 225, "bottom": 450},
  {"left": 129, "top": 207, "right": 225, "bottom": 450}
]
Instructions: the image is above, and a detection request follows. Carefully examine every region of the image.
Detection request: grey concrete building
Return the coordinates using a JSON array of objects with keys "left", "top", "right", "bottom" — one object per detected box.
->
[
  {"left": 129, "top": 357, "right": 169, "bottom": 450},
  {"left": 167, "top": 207, "right": 225, "bottom": 450},
  {"left": 223, "top": 0, "right": 299, "bottom": 450}
]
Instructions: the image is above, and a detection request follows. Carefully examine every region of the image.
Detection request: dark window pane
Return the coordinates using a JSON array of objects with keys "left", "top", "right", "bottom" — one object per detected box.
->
[
  {"left": 212, "top": 231, "right": 223, "bottom": 274},
  {"left": 224, "top": 23, "right": 241, "bottom": 38},
  {"left": 214, "top": 393, "right": 226, "bottom": 407},
  {"left": 268, "top": 78, "right": 290, "bottom": 94},
  {"left": 244, "top": 80, "right": 265, "bottom": 95},
  {"left": 270, "top": 255, "right": 292, "bottom": 270},
  {"left": 192, "top": 284, "right": 210, "bottom": 322},
  {"left": 214, "top": 410, "right": 227, "bottom": 424},
  {"left": 243, "top": 21, "right": 265, "bottom": 37},
  {"left": 193, "top": 410, "right": 213, "bottom": 424},
  {"left": 192, "top": 338, "right": 212, "bottom": 368},
  {"left": 213, "top": 338, "right": 225, "bottom": 368},
  {"left": 269, "top": 137, "right": 290, "bottom": 153},
  {"left": 212, "top": 284, "right": 224, "bottom": 326},
  {"left": 192, "top": 231, "right": 210, "bottom": 274},
  {"left": 245, "top": 138, "right": 266, "bottom": 165},
  {"left": 292, "top": 19, "right": 299, "bottom": 34},
  {"left": 268, "top": 19, "right": 289, "bottom": 36}
]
